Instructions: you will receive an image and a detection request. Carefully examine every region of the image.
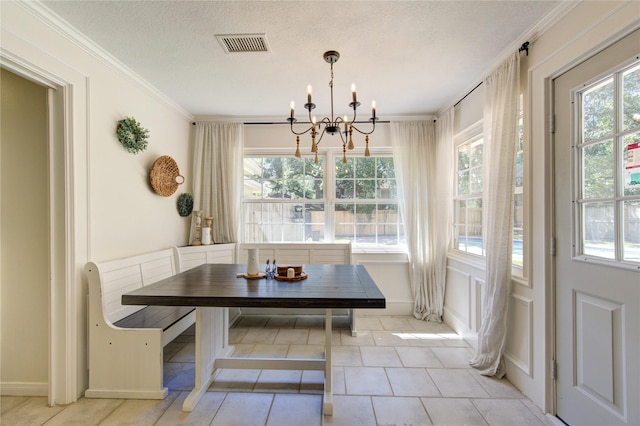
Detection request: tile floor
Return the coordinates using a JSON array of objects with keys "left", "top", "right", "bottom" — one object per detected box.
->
[{"left": 1, "top": 314, "right": 555, "bottom": 425}]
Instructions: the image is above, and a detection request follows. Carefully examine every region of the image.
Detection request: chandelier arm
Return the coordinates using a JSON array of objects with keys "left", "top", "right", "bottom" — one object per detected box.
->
[
  {"left": 288, "top": 121, "right": 315, "bottom": 136},
  {"left": 350, "top": 119, "right": 377, "bottom": 135},
  {"left": 316, "top": 126, "right": 328, "bottom": 146}
]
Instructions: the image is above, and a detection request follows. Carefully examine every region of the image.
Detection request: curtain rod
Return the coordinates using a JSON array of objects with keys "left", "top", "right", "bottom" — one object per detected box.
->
[
  {"left": 192, "top": 120, "right": 391, "bottom": 125},
  {"left": 453, "top": 41, "right": 529, "bottom": 108}
]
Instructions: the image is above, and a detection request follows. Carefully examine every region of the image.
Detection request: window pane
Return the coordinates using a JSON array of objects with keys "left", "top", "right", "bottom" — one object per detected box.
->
[
  {"left": 623, "top": 132, "right": 640, "bottom": 197},
  {"left": 454, "top": 199, "right": 466, "bottom": 227},
  {"left": 377, "top": 204, "right": 399, "bottom": 246},
  {"left": 469, "top": 166, "right": 483, "bottom": 194},
  {"left": 582, "top": 202, "right": 615, "bottom": 259},
  {"left": 457, "top": 145, "right": 469, "bottom": 171},
  {"left": 244, "top": 177, "right": 262, "bottom": 198},
  {"left": 457, "top": 170, "right": 469, "bottom": 195},
  {"left": 244, "top": 224, "right": 264, "bottom": 243},
  {"left": 355, "top": 157, "right": 375, "bottom": 178},
  {"left": 335, "top": 157, "right": 354, "bottom": 178},
  {"left": 582, "top": 139, "right": 614, "bottom": 199},
  {"left": 622, "top": 63, "right": 640, "bottom": 132},
  {"left": 377, "top": 157, "right": 396, "bottom": 178},
  {"left": 335, "top": 203, "right": 354, "bottom": 242},
  {"left": 515, "top": 150, "right": 524, "bottom": 188},
  {"left": 623, "top": 200, "right": 640, "bottom": 262},
  {"left": 305, "top": 203, "right": 325, "bottom": 242},
  {"left": 263, "top": 157, "right": 284, "bottom": 179},
  {"left": 244, "top": 158, "right": 262, "bottom": 178},
  {"left": 377, "top": 179, "right": 397, "bottom": 199},
  {"left": 513, "top": 193, "right": 524, "bottom": 267},
  {"left": 304, "top": 157, "right": 324, "bottom": 177},
  {"left": 264, "top": 180, "right": 282, "bottom": 199},
  {"left": 470, "top": 141, "right": 483, "bottom": 168},
  {"left": 582, "top": 78, "right": 614, "bottom": 142},
  {"left": 336, "top": 179, "right": 354, "bottom": 198},
  {"left": 356, "top": 179, "right": 376, "bottom": 199},
  {"left": 244, "top": 203, "right": 261, "bottom": 224}
]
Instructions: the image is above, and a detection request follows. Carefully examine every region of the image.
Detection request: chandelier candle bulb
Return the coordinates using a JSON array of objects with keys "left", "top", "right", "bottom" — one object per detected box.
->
[
  {"left": 371, "top": 100, "right": 376, "bottom": 119},
  {"left": 351, "top": 84, "right": 357, "bottom": 103},
  {"left": 307, "top": 85, "right": 312, "bottom": 104},
  {"left": 290, "top": 101, "right": 295, "bottom": 118}
]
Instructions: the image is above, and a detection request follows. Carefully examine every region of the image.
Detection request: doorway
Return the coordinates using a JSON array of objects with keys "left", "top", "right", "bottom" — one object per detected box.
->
[
  {"left": 553, "top": 29, "right": 640, "bottom": 425},
  {"left": 0, "top": 69, "right": 49, "bottom": 397}
]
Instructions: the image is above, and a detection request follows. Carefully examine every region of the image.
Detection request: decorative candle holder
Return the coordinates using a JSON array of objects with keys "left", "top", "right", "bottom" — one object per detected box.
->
[
  {"left": 192, "top": 210, "right": 203, "bottom": 246},
  {"left": 204, "top": 216, "right": 214, "bottom": 245}
]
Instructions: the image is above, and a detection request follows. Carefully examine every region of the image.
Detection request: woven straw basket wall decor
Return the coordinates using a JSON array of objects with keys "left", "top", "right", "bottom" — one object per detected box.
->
[{"left": 149, "top": 155, "right": 184, "bottom": 196}]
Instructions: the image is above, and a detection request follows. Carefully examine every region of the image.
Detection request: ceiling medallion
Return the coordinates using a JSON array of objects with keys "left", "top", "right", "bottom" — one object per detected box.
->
[{"left": 287, "top": 50, "right": 378, "bottom": 164}]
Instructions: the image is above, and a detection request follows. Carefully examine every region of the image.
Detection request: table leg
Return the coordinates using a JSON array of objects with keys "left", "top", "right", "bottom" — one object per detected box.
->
[
  {"left": 183, "top": 307, "right": 234, "bottom": 411},
  {"left": 324, "top": 308, "right": 333, "bottom": 416}
]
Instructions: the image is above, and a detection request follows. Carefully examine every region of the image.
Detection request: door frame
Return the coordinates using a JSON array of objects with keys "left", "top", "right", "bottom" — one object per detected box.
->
[{"left": 0, "top": 47, "right": 89, "bottom": 405}]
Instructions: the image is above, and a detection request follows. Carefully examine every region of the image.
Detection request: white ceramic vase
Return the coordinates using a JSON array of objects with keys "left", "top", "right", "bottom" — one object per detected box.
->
[{"left": 247, "top": 248, "right": 259, "bottom": 276}]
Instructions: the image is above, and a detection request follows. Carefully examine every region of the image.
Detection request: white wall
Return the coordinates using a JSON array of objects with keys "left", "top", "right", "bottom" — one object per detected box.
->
[
  {"left": 442, "top": 0, "right": 640, "bottom": 413},
  {"left": 1, "top": 1, "right": 193, "bottom": 400},
  {"left": 0, "top": 69, "right": 49, "bottom": 395}
]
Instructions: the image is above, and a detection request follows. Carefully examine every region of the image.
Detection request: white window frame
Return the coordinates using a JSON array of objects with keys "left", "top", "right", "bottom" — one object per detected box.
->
[{"left": 242, "top": 146, "right": 404, "bottom": 252}]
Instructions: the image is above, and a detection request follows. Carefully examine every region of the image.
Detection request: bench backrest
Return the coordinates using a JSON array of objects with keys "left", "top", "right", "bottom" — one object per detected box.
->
[
  {"left": 85, "top": 248, "right": 178, "bottom": 324},
  {"left": 238, "top": 242, "right": 352, "bottom": 265},
  {"left": 176, "top": 243, "right": 236, "bottom": 272}
]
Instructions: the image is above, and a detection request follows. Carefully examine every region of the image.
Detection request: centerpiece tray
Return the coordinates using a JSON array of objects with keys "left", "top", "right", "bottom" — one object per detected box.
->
[{"left": 274, "top": 272, "right": 308, "bottom": 282}]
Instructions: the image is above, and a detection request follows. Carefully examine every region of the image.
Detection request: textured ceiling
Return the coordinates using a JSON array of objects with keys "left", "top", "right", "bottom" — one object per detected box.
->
[{"left": 41, "top": 1, "right": 561, "bottom": 120}]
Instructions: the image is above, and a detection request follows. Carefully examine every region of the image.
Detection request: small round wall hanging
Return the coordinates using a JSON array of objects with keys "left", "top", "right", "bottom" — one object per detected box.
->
[
  {"left": 177, "top": 193, "right": 194, "bottom": 217},
  {"left": 149, "top": 155, "right": 184, "bottom": 196},
  {"left": 116, "top": 116, "right": 149, "bottom": 154}
]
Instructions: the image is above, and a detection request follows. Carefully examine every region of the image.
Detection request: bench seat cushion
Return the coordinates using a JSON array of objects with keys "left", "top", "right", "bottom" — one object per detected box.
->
[{"left": 113, "top": 305, "right": 195, "bottom": 331}]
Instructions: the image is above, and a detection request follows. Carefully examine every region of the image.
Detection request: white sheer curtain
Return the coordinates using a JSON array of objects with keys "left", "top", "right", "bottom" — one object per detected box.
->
[
  {"left": 190, "top": 122, "right": 244, "bottom": 244},
  {"left": 391, "top": 112, "right": 453, "bottom": 321},
  {"left": 470, "top": 51, "right": 520, "bottom": 377}
]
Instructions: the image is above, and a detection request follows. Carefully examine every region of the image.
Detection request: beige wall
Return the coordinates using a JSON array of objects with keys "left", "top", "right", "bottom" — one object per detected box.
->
[{"left": 0, "top": 69, "right": 49, "bottom": 391}]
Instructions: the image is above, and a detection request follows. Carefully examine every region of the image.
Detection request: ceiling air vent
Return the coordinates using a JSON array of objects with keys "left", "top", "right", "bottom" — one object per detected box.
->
[{"left": 215, "top": 33, "right": 270, "bottom": 53}]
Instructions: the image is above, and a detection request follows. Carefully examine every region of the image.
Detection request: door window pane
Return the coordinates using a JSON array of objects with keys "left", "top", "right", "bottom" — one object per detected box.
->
[
  {"left": 582, "top": 139, "right": 614, "bottom": 199},
  {"left": 623, "top": 200, "right": 640, "bottom": 262},
  {"left": 622, "top": 63, "right": 640, "bottom": 132},
  {"left": 623, "top": 132, "right": 640, "bottom": 197},
  {"left": 582, "top": 202, "right": 615, "bottom": 259},
  {"left": 582, "top": 77, "right": 614, "bottom": 143}
]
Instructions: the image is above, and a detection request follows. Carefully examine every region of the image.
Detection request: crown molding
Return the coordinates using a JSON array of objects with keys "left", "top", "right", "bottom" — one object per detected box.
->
[{"left": 18, "top": 1, "right": 193, "bottom": 121}]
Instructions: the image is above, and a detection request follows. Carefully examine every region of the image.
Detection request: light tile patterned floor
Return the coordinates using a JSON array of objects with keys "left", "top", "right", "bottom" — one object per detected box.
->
[{"left": 1, "top": 315, "right": 554, "bottom": 425}]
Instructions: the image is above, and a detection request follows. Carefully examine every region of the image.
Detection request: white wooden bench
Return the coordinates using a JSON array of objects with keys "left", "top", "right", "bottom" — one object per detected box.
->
[
  {"left": 84, "top": 244, "right": 235, "bottom": 399},
  {"left": 238, "top": 242, "right": 359, "bottom": 335}
]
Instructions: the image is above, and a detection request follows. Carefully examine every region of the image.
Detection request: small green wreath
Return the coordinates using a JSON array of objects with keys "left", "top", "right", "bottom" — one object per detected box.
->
[
  {"left": 177, "top": 193, "right": 194, "bottom": 217},
  {"left": 116, "top": 116, "right": 149, "bottom": 154}
]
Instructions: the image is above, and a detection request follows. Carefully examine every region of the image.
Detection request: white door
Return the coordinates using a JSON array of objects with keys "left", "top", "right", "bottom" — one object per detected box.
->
[{"left": 554, "top": 29, "right": 640, "bottom": 425}]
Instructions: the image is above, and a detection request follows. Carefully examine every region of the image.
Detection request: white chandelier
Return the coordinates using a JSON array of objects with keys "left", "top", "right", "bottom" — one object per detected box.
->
[{"left": 287, "top": 50, "right": 378, "bottom": 164}]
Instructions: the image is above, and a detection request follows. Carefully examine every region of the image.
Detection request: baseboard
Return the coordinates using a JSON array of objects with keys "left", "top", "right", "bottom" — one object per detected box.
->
[
  {"left": 0, "top": 381, "right": 48, "bottom": 396},
  {"left": 84, "top": 387, "right": 168, "bottom": 399}
]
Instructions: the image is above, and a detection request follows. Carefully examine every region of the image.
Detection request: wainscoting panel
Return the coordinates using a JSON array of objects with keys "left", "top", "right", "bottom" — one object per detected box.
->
[
  {"left": 473, "top": 278, "right": 484, "bottom": 333},
  {"left": 444, "top": 266, "right": 471, "bottom": 328},
  {"left": 505, "top": 294, "right": 533, "bottom": 376}
]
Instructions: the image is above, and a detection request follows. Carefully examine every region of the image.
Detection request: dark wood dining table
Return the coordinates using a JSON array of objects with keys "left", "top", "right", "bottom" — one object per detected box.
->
[{"left": 122, "top": 263, "right": 385, "bottom": 415}]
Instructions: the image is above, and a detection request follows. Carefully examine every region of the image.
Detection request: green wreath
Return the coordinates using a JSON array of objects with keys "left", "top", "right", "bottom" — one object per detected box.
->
[
  {"left": 116, "top": 116, "right": 149, "bottom": 154},
  {"left": 177, "top": 193, "right": 194, "bottom": 217}
]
